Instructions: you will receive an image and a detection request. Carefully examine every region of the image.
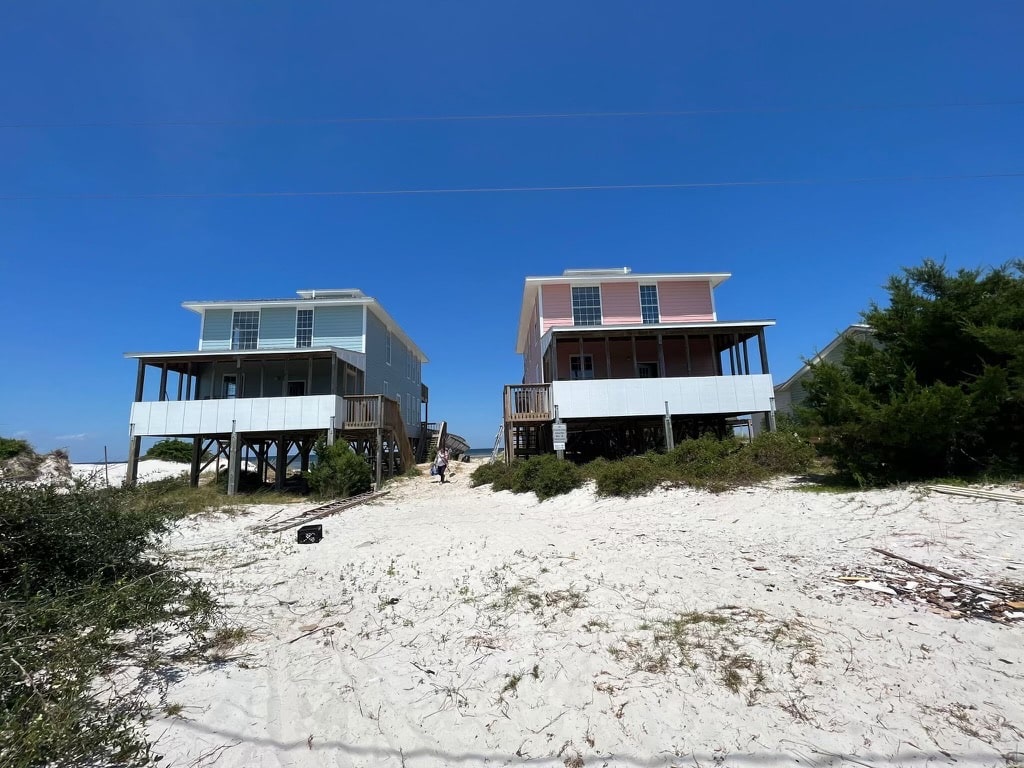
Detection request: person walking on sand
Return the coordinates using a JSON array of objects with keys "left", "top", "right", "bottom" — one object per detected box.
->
[{"left": 434, "top": 447, "right": 450, "bottom": 484}]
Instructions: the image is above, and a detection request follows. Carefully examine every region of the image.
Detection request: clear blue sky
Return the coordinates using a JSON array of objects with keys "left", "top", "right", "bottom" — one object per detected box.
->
[{"left": 2, "top": 1, "right": 1023, "bottom": 460}]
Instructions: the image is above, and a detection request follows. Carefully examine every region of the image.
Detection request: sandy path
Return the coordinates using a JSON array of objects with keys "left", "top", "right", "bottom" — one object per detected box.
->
[{"left": 148, "top": 466, "right": 1024, "bottom": 767}]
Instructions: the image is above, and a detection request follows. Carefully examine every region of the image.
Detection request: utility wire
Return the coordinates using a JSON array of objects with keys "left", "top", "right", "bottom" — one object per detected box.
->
[
  {"left": 1, "top": 172, "right": 1022, "bottom": 201},
  {"left": 1, "top": 99, "right": 1023, "bottom": 130}
]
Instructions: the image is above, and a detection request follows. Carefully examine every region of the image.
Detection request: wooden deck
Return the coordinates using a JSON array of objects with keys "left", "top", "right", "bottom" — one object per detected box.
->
[{"left": 503, "top": 384, "right": 553, "bottom": 423}]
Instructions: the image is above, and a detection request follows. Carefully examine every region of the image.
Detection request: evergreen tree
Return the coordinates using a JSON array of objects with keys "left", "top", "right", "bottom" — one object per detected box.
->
[{"left": 801, "top": 259, "right": 1024, "bottom": 484}]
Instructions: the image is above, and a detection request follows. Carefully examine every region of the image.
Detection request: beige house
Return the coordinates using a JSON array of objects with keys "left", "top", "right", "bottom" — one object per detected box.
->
[{"left": 773, "top": 324, "right": 874, "bottom": 416}]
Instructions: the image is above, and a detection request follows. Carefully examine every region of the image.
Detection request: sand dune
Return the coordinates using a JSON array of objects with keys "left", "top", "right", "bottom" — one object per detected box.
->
[{"left": 147, "top": 467, "right": 1024, "bottom": 767}]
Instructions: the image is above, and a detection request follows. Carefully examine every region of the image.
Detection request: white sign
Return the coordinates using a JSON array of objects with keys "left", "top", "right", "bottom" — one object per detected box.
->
[
  {"left": 553, "top": 443, "right": 566, "bottom": 451},
  {"left": 552, "top": 423, "right": 567, "bottom": 442}
]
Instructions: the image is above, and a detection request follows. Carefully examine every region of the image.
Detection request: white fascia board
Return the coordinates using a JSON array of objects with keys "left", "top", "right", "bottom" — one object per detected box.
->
[
  {"left": 124, "top": 346, "right": 362, "bottom": 362},
  {"left": 181, "top": 297, "right": 374, "bottom": 314},
  {"left": 364, "top": 300, "right": 429, "bottom": 364},
  {"left": 522, "top": 271, "right": 732, "bottom": 287},
  {"left": 548, "top": 319, "right": 775, "bottom": 334},
  {"left": 774, "top": 324, "right": 874, "bottom": 392},
  {"left": 514, "top": 283, "right": 540, "bottom": 354}
]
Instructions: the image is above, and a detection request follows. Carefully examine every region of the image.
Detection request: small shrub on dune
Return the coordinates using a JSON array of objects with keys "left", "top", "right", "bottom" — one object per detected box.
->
[
  {"left": 0, "top": 436, "right": 31, "bottom": 460},
  {"left": 507, "top": 454, "right": 581, "bottom": 500},
  {"left": 470, "top": 460, "right": 514, "bottom": 488},
  {"left": 587, "top": 455, "right": 666, "bottom": 497},
  {"left": 308, "top": 439, "right": 373, "bottom": 498},
  {"left": 471, "top": 455, "right": 581, "bottom": 500},
  {"left": 746, "top": 430, "right": 816, "bottom": 474}
]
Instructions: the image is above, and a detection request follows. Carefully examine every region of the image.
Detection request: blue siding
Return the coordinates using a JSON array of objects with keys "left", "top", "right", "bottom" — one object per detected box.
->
[
  {"left": 259, "top": 307, "right": 296, "bottom": 349},
  {"left": 313, "top": 306, "right": 363, "bottom": 351},
  {"left": 364, "top": 310, "right": 422, "bottom": 436},
  {"left": 200, "top": 309, "right": 231, "bottom": 350}
]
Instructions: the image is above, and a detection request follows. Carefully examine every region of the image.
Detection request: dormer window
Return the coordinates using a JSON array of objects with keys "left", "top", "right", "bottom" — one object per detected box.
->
[
  {"left": 231, "top": 311, "right": 259, "bottom": 350},
  {"left": 571, "top": 286, "right": 602, "bottom": 326}
]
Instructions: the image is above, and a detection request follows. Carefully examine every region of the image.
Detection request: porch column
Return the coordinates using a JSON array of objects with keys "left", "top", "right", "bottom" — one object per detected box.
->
[
  {"left": 331, "top": 355, "right": 338, "bottom": 395},
  {"left": 134, "top": 360, "right": 145, "bottom": 402},
  {"left": 604, "top": 337, "right": 611, "bottom": 379},
  {"left": 307, "top": 357, "right": 314, "bottom": 393},
  {"left": 742, "top": 338, "right": 751, "bottom": 375},
  {"left": 190, "top": 437, "right": 202, "bottom": 487},
  {"left": 551, "top": 337, "right": 559, "bottom": 380},
  {"left": 185, "top": 362, "right": 193, "bottom": 400},
  {"left": 227, "top": 423, "right": 240, "bottom": 496},
  {"left": 124, "top": 423, "right": 140, "bottom": 488},
  {"left": 259, "top": 361, "right": 265, "bottom": 397},
  {"left": 176, "top": 370, "right": 183, "bottom": 401},
  {"left": 631, "top": 336, "right": 638, "bottom": 377},
  {"left": 375, "top": 427, "right": 384, "bottom": 490},
  {"left": 757, "top": 329, "right": 770, "bottom": 374},
  {"left": 657, "top": 334, "right": 666, "bottom": 378},
  {"left": 159, "top": 363, "right": 168, "bottom": 401},
  {"left": 684, "top": 335, "right": 692, "bottom": 374},
  {"left": 275, "top": 433, "right": 287, "bottom": 490}
]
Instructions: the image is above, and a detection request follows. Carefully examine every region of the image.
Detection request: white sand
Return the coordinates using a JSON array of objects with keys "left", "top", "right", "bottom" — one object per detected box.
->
[
  {"left": 72, "top": 459, "right": 191, "bottom": 487},
  {"left": 146, "top": 469, "right": 1024, "bottom": 767}
]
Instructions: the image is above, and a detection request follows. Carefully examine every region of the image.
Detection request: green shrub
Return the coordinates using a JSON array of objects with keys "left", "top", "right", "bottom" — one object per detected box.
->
[
  {"left": 587, "top": 432, "right": 819, "bottom": 497},
  {"left": 510, "top": 454, "right": 583, "bottom": 501},
  {"left": 0, "top": 482, "right": 217, "bottom": 767},
  {"left": 746, "top": 430, "right": 816, "bottom": 474},
  {"left": 144, "top": 438, "right": 194, "bottom": 463},
  {"left": 586, "top": 455, "right": 666, "bottom": 497},
  {"left": 307, "top": 439, "right": 372, "bottom": 498},
  {"left": 470, "top": 456, "right": 581, "bottom": 500},
  {"left": 470, "top": 460, "right": 514, "bottom": 488},
  {"left": 0, "top": 436, "right": 30, "bottom": 460}
]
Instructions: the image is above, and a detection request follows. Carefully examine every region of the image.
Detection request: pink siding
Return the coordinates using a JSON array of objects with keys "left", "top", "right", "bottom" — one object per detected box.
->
[
  {"left": 601, "top": 281, "right": 641, "bottom": 324},
  {"left": 540, "top": 284, "right": 572, "bottom": 333},
  {"left": 551, "top": 335, "right": 719, "bottom": 379},
  {"left": 658, "top": 281, "right": 714, "bottom": 322},
  {"left": 523, "top": 299, "right": 543, "bottom": 383}
]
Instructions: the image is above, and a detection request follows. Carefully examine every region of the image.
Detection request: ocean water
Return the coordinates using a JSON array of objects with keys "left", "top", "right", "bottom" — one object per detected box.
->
[{"left": 466, "top": 448, "right": 492, "bottom": 458}]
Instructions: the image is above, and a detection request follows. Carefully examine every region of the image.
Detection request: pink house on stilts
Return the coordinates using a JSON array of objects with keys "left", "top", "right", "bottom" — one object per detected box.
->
[{"left": 504, "top": 268, "right": 777, "bottom": 461}]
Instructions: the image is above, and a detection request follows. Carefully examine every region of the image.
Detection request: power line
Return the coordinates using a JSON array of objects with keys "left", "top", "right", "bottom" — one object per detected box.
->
[
  {"left": 1, "top": 172, "right": 1022, "bottom": 201},
  {"left": 1, "top": 99, "right": 1023, "bottom": 130}
]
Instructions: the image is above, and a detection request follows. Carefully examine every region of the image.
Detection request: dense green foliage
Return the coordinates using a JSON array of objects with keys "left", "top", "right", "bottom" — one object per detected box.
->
[
  {"left": 307, "top": 439, "right": 373, "bottom": 498},
  {"left": 473, "top": 432, "right": 815, "bottom": 499},
  {"left": 470, "top": 454, "right": 583, "bottom": 500},
  {"left": 801, "top": 259, "right": 1024, "bottom": 485},
  {"left": 0, "top": 481, "right": 217, "bottom": 767},
  {"left": 0, "top": 437, "right": 30, "bottom": 461},
  {"left": 586, "top": 432, "right": 816, "bottom": 496},
  {"left": 144, "top": 438, "right": 194, "bottom": 463}
]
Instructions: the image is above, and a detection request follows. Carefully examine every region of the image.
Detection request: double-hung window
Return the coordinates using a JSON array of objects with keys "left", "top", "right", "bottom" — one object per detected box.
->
[
  {"left": 385, "top": 329, "right": 392, "bottom": 365},
  {"left": 296, "top": 309, "right": 313, "bottom": 348},
  {"left": 640, "top": 285, "right": 660, "bottom": 324},
  {"left": 571, "top": 286, "right": 602, "bottom": 326},
  {"left": 569, "top": 354, "right": 595, "bottom": 380},
  {"left": 231, "top": 311, "right": 259, "bottom": 350}
]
